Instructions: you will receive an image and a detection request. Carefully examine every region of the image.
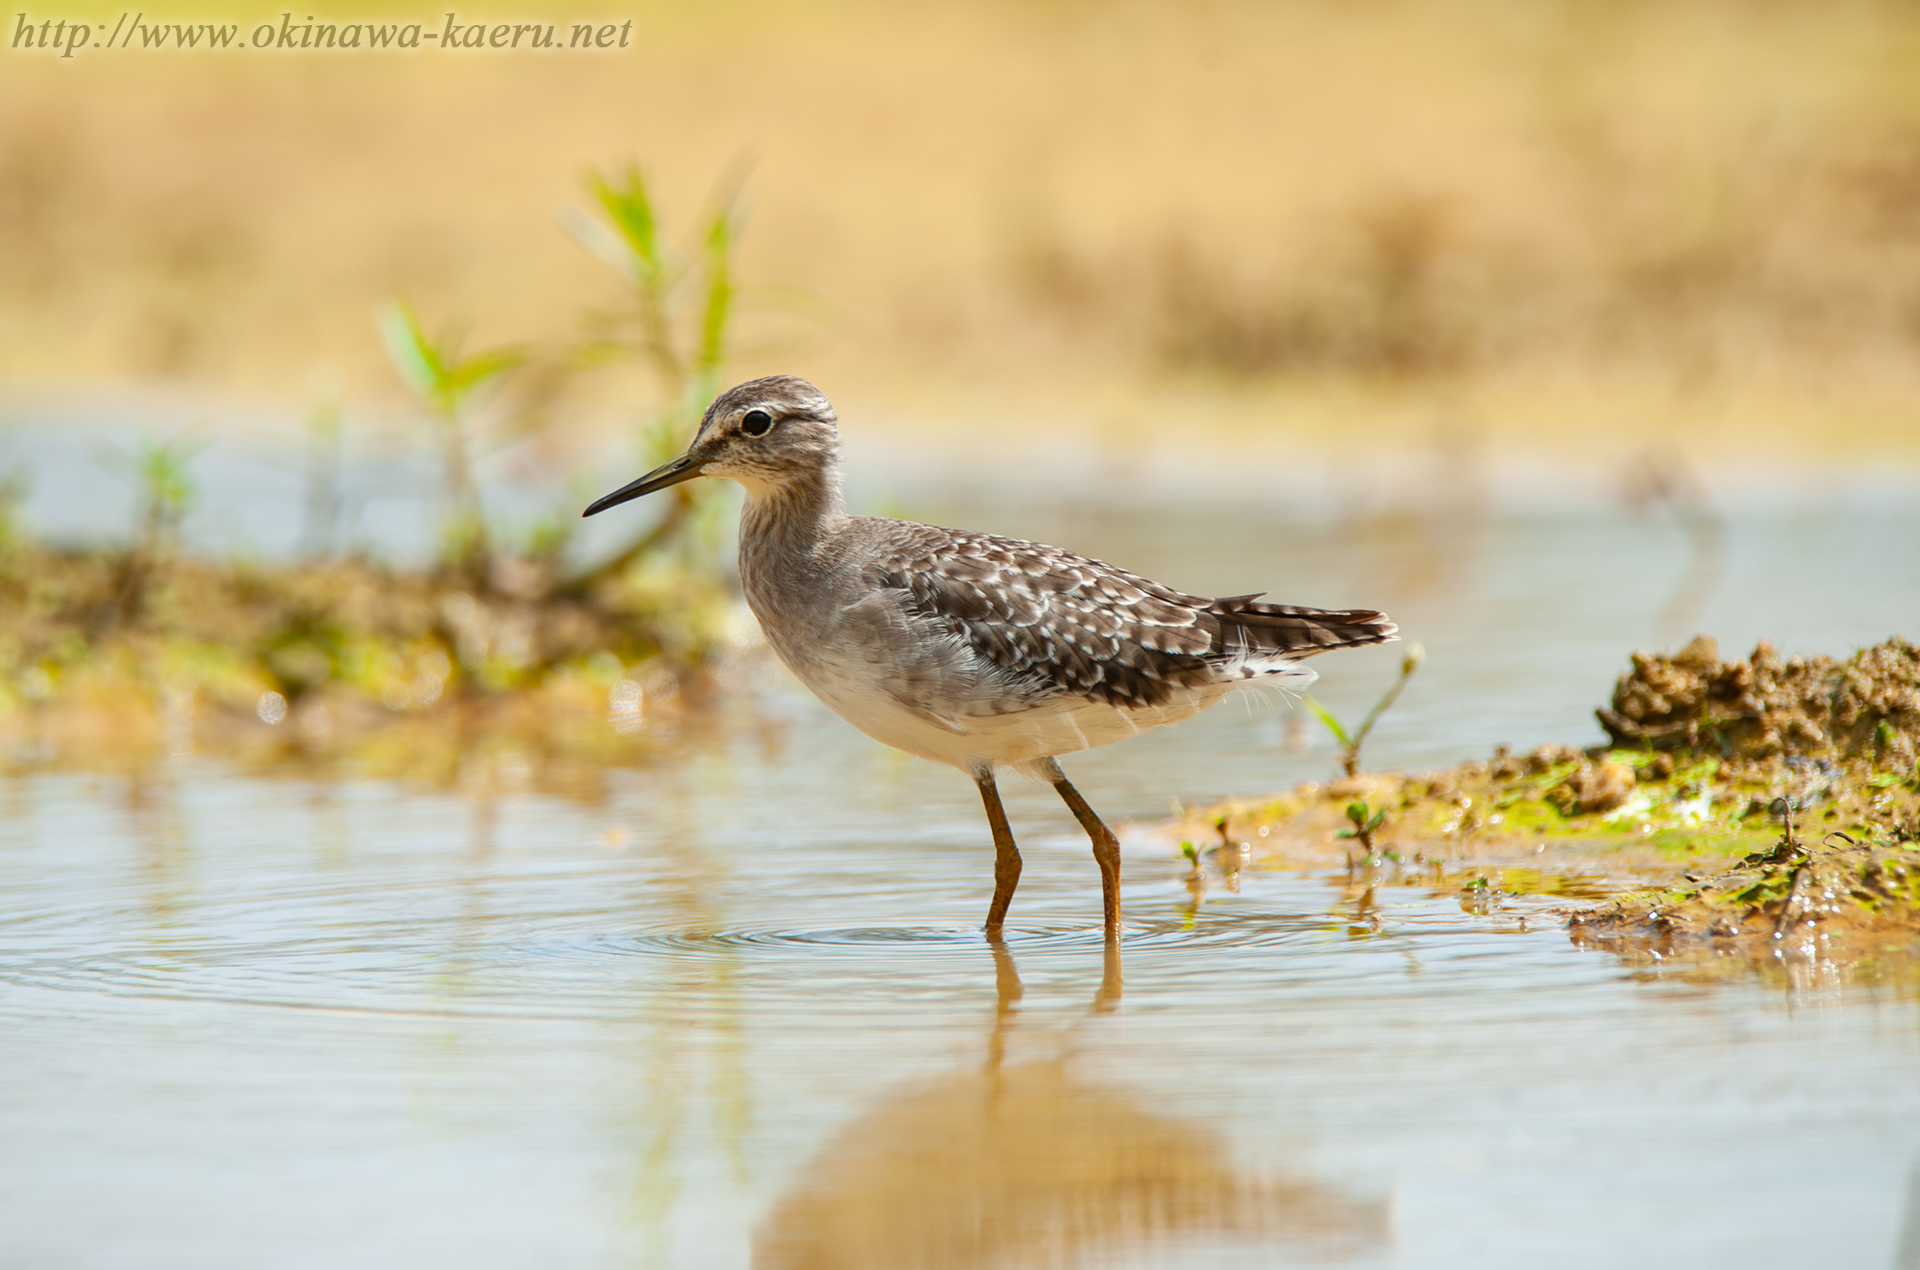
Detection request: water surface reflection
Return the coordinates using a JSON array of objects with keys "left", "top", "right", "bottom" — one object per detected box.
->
[{"left": 756, "top": 939, "right": 1384, "bottom": 1269}]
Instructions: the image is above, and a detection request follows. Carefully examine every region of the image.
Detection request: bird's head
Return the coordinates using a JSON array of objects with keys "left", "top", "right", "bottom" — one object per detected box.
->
[{"left": 583, "top": 375, "right": 840, "bottom": 516}]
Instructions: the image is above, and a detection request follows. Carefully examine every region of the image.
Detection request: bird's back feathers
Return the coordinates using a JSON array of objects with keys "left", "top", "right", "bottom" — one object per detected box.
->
[{"left": 864, "top": 520, "right": 1396, "bottom": 710}]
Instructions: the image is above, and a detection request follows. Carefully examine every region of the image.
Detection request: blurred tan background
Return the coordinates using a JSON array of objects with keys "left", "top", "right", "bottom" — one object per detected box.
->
[{"left": 6, "top": 0, "right": 1920, "bottom": 465}]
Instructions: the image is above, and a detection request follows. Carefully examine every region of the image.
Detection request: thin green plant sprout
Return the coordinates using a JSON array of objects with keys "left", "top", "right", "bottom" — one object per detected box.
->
[
  {"left": 379, "top": 301, "right": 524, "bottom": 581},
  {"left": 564, "top": 162, "right": 744, "bottom": 588},
  {"left": 1303, "top": 642, "right": 1425, "bottom": 778},
  {"left": 91, "top": 432, "right": 203, "bottom": 628},
  {"left": 131, "top": 433, "right": 202, "bottom": 556},
  {"left": 1337, "top": 799, "right": 1389, "bottom": 864},
  {"left": 0, "top": 465, "right": 29, "bottom": 552},
  {"left": 300, "top": 394, "right": 343, "bottom": 560}
]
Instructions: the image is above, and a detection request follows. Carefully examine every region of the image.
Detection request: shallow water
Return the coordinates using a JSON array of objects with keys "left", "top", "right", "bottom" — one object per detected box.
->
[
  {"left": 4, "top": 690, "right": 1920, "bottom": 1269},
  {"left": 4, "top": 439, "right": 1920, "bottom": 1266}
]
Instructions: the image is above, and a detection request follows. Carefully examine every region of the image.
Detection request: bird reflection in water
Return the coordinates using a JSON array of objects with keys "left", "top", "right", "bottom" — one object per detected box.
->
[{"left": 753, "top": 938, "right": 1385, "bottom": 1269}]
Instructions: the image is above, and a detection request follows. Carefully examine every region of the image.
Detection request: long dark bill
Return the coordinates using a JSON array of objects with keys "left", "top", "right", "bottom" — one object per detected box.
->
[{"left": 581, "top": 455, "right": 704, "bottom": 517}]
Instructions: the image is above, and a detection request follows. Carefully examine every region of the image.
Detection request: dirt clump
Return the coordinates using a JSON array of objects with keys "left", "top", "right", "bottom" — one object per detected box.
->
[
  {"left": 1544, "top": 757, "right": 1636, "bottom": 815},
  {"left": 1599, "top": 634, "right": 1920, "bottom": 768}
]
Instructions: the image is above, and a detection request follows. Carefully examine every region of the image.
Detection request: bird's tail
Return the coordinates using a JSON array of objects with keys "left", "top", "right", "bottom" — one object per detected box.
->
[{"left": 1206, "top": 594, "right": 1398, "bottom": 673}]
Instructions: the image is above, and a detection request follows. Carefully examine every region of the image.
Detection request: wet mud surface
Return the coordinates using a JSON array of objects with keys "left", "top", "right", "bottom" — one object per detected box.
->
[
  {"left": 1569, "top": 832, "right": 1920, "bottom": 985},
  {"left": 0, "top": 541, "right": 744, "bottom": 764},
  {"left": 1179, "top": 637, "right": 1920, "bottom": 984}
]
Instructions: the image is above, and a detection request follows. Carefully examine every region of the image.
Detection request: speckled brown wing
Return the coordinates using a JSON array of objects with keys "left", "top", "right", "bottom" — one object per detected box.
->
[{"left": 864, "top": 521, "right": 1397, "bottom": 710}]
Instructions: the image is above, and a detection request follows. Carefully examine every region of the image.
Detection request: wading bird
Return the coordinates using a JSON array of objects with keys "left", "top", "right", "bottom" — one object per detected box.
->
[{"left": 585, "top": 377, "right": 1395, "bottom": 937}]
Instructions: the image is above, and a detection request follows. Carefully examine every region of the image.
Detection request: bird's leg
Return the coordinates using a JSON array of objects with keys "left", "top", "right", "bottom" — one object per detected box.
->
[
  {"left": 976, "top": 769, "right": 1022, "bottom": 936},
  {"left": 1093, "top": 931, "right": 1123, "bottom": 1013},
  {"left": 1042, "top": 761, "right": 1122, "bottom": 937}
]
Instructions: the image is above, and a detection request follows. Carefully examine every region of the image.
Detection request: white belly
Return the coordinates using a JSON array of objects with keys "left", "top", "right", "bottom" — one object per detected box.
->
[{"left": 783, "top": 648, "right": 1284, "bottom": 775}]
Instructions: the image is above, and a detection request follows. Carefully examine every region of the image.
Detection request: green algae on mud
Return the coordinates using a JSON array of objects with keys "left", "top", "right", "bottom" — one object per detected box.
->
[
  {"left": 0, "top": 541, "right": 754, "bottom": 781},
  {"left": 1177, "top": 636, "right": 1920, "bottom": 981},
  {"left": 1569, "top": 830, "right": 1920, "bottom": 987}
]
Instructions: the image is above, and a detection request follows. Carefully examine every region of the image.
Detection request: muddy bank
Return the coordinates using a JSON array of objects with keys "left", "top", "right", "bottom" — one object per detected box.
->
[
  {"left": 0, "top": 541, "right": 752, "bottom": 776},
  {"left": 1575, "top": 636, "right": 1920, "bottom": 981},
  {"left": 1569, "top": 829, "right": 1920, "bottom": 984},
  {"left": 1175, "top": 637, "right": 1920, "bottom": 980}
]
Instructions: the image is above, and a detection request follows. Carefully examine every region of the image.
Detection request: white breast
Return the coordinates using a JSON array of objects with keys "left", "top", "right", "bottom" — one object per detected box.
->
[{"left": 775, "top": 638, "right": 1309, "bottom": 775}]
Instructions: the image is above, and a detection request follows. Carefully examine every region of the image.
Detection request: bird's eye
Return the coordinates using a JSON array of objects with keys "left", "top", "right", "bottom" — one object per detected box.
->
[{"left": 740, "top": 409, "right": 774, "bottom": 437}]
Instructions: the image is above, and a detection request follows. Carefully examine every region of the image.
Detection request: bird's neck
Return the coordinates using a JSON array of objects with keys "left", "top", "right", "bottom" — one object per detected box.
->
[{"left": 737, "top": 463, "right": 847, "bottom": 569}]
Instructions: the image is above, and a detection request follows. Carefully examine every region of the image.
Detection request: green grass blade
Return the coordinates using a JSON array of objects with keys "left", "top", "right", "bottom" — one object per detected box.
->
[
  {"left": 694, "top": 204, "right": 735, "bottom": 377},
  {"left": 444, "top": 347, "right": 524, "bottom": 399},
  {"left": 378, "top": 301, "right": 450, "bottom": 410},
  {"left": 1302, "top": 694, "right": 1352, "bottom": 747},
  {"left": 589, "top": 164, "right": 661, "bottom": 284}
]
